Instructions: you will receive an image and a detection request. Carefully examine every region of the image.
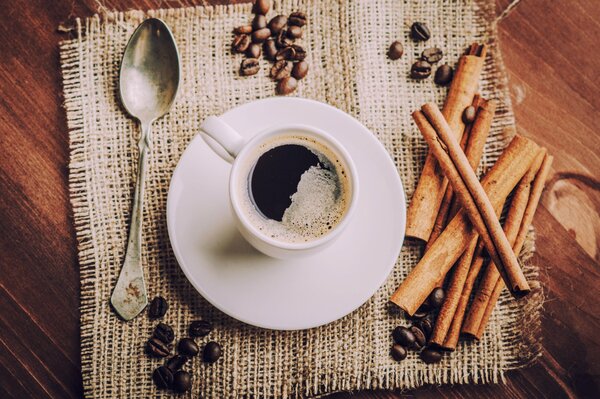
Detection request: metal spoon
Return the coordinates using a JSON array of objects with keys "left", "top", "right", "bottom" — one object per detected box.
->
[{"left": 110, "top": 18, "right": 180, "bottom": 321}]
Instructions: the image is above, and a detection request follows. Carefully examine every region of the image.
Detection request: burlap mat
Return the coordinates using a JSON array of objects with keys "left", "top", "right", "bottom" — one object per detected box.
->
[{"left": 60, "top": 1, "right": 543, "bottom": 397}]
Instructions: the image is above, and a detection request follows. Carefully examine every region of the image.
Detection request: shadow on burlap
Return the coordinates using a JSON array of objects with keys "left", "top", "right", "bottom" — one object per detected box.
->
[{"left": 60, "top": 1, "right": 543, "bottom": 397}]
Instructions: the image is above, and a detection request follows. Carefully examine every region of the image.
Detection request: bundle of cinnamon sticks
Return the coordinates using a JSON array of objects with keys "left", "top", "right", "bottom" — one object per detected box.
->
[{"left": 391, "top": 43, "right": 552, "bottom": 351}]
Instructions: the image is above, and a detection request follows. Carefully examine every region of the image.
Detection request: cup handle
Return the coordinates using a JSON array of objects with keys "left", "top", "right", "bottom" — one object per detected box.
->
[{"left": 200, "top": 116, "right": 246, "bottom": 160}]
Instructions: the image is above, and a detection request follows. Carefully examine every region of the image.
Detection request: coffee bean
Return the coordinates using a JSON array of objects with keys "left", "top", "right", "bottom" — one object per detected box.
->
[
  {"left": 253, "top": 0, "right": 270, "bottom": 15},
  {"left": 246, "top": 43, "right": 262, "bottom": 59},
  {"left": 153, "top": 322, "right": 174, "bottom": 344},
  {"left": 146, "top": 337, "right": 171, "bottom": 358},
  {"left": 290, "top": 45, "right": 306, "bottom": 61},
  {"left": 422, "top": 47, "right": 443, "bottom": 63},
  {"left": 276, "top": 76, "right": 298, "bottom": 95},
  {"left": 410, "top": 303, "right": 431, "bottom": 319},
  {"left": 203, "top": 341, "right": 222, "bottom": 363},
  {"left": 292, "top": 61, "right": 309, "bottom": 80},
  {"left": 390, "top": 344, "right": 407, "bottom": 361},
  {"left": 392, "top": 326, "right": 415, "bottom": 347},
  {"left": 252, "top": 28, "right": 271, "bottom": 43},
  {"left": 428, "top": 287, "right": 445, "bottom": 309},
  {"left": 270, "top": 60, "right": 292, "bottom": 80},
  {"left": 263, "top": 39, "right": 278, "bottom": 60},
  {"left": 410, "top": 60, "right": 432, "bottom": 79},
  {"left": 240, "top": 58, "right": 260, "bottom": 76},
  {"left": 276, "top": 30, "right": 293, "bottom": 49},
  {"left": 234, "top": 25, "right": 253, "bottom": 35},
  {"left": 416, "top": 318, "right": 433, "bottom": 339},
  {"left": 252, "top": 14, "right": 267, "bottom": 31},
  {"left": 463, "top": 105, "right": 476, "bottom": 124},
  {"left": 178, "top": 338, "right": 199, "bottom": 357},
  {"left": 410, "top": 325, "right": 426, "bottom": 349},
  {"left": 275, "top": 46, "right": 295, "bottom": 61},
  {"left": 288, "top": 11, "right": 307, "bottom": 27},
  {"left": 166, "top": 355, "right": 188, "bottom": 371},
  {"left": 287, "top": 25, "right": 303, "bottom": 39},
  {"left": 268, "top": 15, "right": 287, "bottom": 35},
  {"left": 172, "top": 370, "right": 192, "bottom": 393},
  {"left": 387, "top": 41, "right": 403, "bottom": 60},
  {"left": 189, "top": 320, "right": 213, "bottom": 337},
  {"left": 420, "top": 347, "right": 443, "bottom": 364},
  {"left": 152, "top": 366, "right": 173, "bottom": 389},
  {"left": 410, "top": 22, "right": 431, "bottom": 41},
  {"left": 434, "top": 63, "right": 453, "bottom": 86},
  {"left": 149, "top": 296, "right": 168, "bottom": 319},
  {"left": 232, "top": 34, "right": 251, "bottom": 53}
]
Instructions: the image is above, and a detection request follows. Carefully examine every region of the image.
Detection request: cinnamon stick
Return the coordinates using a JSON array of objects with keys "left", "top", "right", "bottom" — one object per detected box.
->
[
  {"left": 463, "top": 152, "right": 553, "bottom": 339},
  {"left": 419, "top": 103, "right": 530, "bottom": 297},
  {"left": 390, "top": 135, "right": 540, "bottom": 315},
  {"left": 405, "top": 44, "right": 487, "bottom": 242}
]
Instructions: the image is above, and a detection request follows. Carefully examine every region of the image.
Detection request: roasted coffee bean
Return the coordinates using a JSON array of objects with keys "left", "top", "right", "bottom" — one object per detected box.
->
[
  {"left": 252, "top": 14, "right": 267, "bottom": 31},
  {"left": 153, "top": 322, "right": 174, "bottom": 344},
  {"left": 252, "top": 28, "right": 271, "bottom": 43},
  {"left": 416, "top": 318, "right": 433, "bottom": 339},
  {"left": 410, "top": 304, "right": 430, "bottom": 319},
  {"left": 240, "top": 58, "right": 260, "bottom": 76},
  {"left": 172, "top": 370, "right": 192, "bottom": 393},
  {"left": 268, "top": 15, "right": 287, "bottom": 35},
  {"left": 288, "top": 11, "right": 307, "bottom": 27},
  {"left": 422, "top": 47, "right": 443, "bottom": 63},
  {"left": 428, "top": 287, "right": 445, "bottom": 309},
  {"left": 203, "top": 341, "right": 222, "bottom": 363},
  {"left": 275, "top": 46, "right": 295, "bottom": 61},
  {"left": 234, "top": 25, "right": 253, "bottom": 34},
  {"left": 410, "top": 325, "right": 427, "bottom": 349},
  {"left": 463, "top": 105, "right": 476, "bottom": 124},
  {"left": 292, "top": 61, "right": 309, "bottom": 80},
  {"left": 146, "top": 337, "right": 171, "bottom": 358},
  {"left": 178, "top": 338, "right": 200, "bottom": 357},
  {"left": 189, "top": 320, "right": 213, "bottom": 337},
  {"left": 166, "top": 355, "right": 188, "bottom": 371},
  {"left": 387, "top": 41, "right": 404, "bottom": 60},
  {"left": 270, "top": 60, "right": 292, "bottom": 80},
  {"left": 263, "top": 39, "right": 278, "bottom": 60},
  {"left": 276, "top": 30, "right": 293, "bottom": 49},
  {"left": 390, "top": 344, "right": 407, "bottom": 361},
  {"left": 410, "top": 60, "right": 432, "bottom": 79},
  {"left": 246, "top": 43, "right": 262, "bottom": 59},
  {"left": 276, "top": 76, "right": 298, "bottom": 95},
  {"left": 287, "top": 25, "right": 303, "bottom": 39},
  {"left": 253, "top": 0, "right": 270, "bottom": 15},
  {"left": 149, "top": 296, "right": 168, "bottom": 319},
  {"left": 392, "top": 326, "right": 415, "bottom": 347},
  {"left": 152, "top": 366, "right": 173, "bottom": 389},
  {"left": 420, "top": 347, "right": 443, "bottom": 364},
  {"left": 434, "top": 63, "right": 453, "bottom": 86},
  {"left": 232, "top": 34, "right": 251, "bottom": 53},
  {"left": 290, "top": 45, "right": 306, "bottom": 61},
  {"left": 410, "top": 22, "right": 431, "bottom": 41}
]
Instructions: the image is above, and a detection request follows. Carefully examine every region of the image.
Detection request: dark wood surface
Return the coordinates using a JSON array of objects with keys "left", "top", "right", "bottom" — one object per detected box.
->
[{"left": 1, "top": 0, "right": 598, "bottom": 397}]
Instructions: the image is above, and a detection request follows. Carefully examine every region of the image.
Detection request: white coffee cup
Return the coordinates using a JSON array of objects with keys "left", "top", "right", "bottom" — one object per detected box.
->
[{"left": 200, "top": 115, "right": 359, "bottom": 259}]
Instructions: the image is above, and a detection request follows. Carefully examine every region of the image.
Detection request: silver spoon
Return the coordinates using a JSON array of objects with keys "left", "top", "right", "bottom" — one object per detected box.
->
[{"left": 110, "top": 18, "right": 180, "bottom": 321}]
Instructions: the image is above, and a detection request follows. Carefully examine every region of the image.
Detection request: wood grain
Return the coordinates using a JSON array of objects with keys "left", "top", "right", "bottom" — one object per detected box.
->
[{"left": 0, "top": 0, "right": 598, "bottom": 398}]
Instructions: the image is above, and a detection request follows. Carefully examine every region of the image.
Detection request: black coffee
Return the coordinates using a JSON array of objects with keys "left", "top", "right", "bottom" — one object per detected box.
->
[{"left": 241, "top": 136, "right": 350, "bottom": 243}]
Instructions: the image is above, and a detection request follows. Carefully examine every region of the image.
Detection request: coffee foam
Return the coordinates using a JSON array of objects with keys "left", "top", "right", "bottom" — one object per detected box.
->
[{"left": 238, "top": 134, "right": 351, "bottom": 243}]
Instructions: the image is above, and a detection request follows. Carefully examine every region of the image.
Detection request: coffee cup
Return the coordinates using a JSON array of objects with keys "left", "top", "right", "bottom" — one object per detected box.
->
[{"left": 200, "top": 115, "right": 359, "bottom": 258}]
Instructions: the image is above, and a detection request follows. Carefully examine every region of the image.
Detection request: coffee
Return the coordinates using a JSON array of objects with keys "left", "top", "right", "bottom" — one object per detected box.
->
[{"left": 239, "top": 134, "right": 351, "bottom": 244}]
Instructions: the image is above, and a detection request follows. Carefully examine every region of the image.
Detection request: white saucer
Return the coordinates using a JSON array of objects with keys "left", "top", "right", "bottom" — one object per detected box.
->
[{"left": 167, "top": 97, "right": 406, "bottom": 330}]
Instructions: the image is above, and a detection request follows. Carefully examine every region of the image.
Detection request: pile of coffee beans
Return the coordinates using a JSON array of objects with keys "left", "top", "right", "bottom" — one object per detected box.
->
[
  {"left": 232, "top": 0, "right": 309, "bottom": 95},
  {"left": 389, "top": 287, "right": 445, "bottom": 364},
  {"left": 387, "top": 21, "right": 453, "bottom": 86},
  {"left": 145, "top": 296, "right": 220, "bottom": 394}
]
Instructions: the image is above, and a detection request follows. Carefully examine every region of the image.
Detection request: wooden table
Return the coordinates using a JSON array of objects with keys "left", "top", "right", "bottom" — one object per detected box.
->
[{"left": 1, "top": 0, "right": 598, "bottom": 397}]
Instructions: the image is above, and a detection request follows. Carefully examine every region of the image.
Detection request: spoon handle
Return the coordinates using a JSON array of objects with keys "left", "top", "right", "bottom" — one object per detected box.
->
[{"left": 110, "top": 122, "right": 152, "bottom": 320}]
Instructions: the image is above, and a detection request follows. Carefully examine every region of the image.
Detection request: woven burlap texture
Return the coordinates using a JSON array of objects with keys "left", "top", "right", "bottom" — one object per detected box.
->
[{"left": 60, "top": 1, "right": 543, "bottom": 398}]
